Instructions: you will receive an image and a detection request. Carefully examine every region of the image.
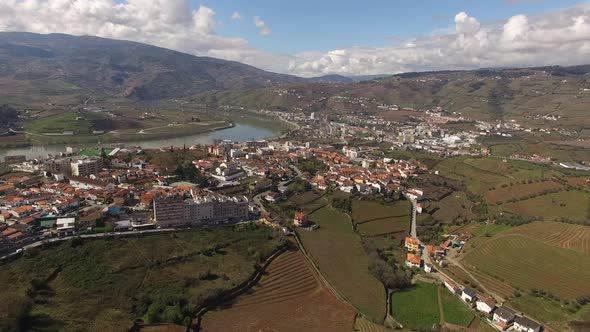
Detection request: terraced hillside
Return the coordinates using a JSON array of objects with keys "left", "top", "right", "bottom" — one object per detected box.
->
[
  {"left": 503, "top": 222, "right": 590, "bottom": 253},
  {"left": 463, "top": 234, "right": 590, "bottom": 300},
  {"left": 200, "top": 247, "right": 355, "bottom": 332}
]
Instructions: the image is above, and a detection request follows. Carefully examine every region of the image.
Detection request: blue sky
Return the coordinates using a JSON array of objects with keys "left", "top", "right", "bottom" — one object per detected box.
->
[
  {"left": 4, "top": 0, "right": 590, "bottom": 75},
  {"left": 206, "top": 0, "right": 585, "bottom": 54}
]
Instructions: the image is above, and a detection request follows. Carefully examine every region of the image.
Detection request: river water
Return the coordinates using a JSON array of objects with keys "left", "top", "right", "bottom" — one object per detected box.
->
[{"left": 0, "top": 122, "right": 279, "bottom": 160}]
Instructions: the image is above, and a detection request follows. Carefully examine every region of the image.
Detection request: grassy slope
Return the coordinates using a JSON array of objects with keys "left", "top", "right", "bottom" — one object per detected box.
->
[
  {"left": 0, "top": 226, "right": 282, "bottom": 331},
  {"left": 297, "top": 206, "right": 386, "bottom": 322},
  {"left": 463, "top": 234, "right": 590, "bottom": 300},
  {"left": 391, "top": 282, "right": 440, "bottom": 331},
  {"left": 439, "top": 289, "right": 474, "bottom": 327}
]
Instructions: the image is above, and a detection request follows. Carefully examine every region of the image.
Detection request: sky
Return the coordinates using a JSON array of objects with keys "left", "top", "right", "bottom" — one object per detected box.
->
[{"left": 0, "top": 0, "right": 590, "bottom": 77}]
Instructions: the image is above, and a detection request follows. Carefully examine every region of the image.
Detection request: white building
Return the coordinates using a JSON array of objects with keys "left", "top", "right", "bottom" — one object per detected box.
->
[
  {"left": 476, "top": 297, "right": 496, "bottom": 315},
  {"left": 513, "top": 316, "right": 542, "bottom": 332},
  {"left": 71, "top": 157, "right": 103, "bottom": 176},
  {"left": 461, "top": 288, "right": 477, "bottom": 303},
  {"left": 56, "top": 217, "right": 76, "bottom": 234}
]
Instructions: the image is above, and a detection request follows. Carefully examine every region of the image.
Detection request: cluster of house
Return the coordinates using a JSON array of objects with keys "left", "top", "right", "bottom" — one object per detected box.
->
[
  {"left": 402, "top": 235, "right": 546, "bottom": 332},
  {"left": 403, "top": 234, "right": 472, "bottom": 272},
  {"left": 444, "top": 280, "right": 546, "bottom": 332},
  {"left": 308, "top": 148, "right": 421, "bottom": 195},
  {"left": 0, "top": 145, "right": 261, "bottom": 255}
]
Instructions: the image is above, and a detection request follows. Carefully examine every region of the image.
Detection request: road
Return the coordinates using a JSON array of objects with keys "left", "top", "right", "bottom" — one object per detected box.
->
[
  {"left": 252, "top": 165, "right": 302, "bottom": 215},
  {"left": 410, "top": 198, "right": 417, "bottom": 238}
]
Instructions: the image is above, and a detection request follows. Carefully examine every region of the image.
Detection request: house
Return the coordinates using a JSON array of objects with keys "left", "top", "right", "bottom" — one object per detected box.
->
[
  {"left": 476, "top": 296, "right": 496, "bottom": 315},
  {"left": 461, "top": 287, "right": 477, "bottom": 303},
  {"left": 264, "top": 192, "right": 280, "bottom": 202},
  {"left": 424, "top": 263, "right": 433, "bottom": 273},
  {"left": 10, "top": 205, "right": 35, "bottom": 218},
  {"left": 426, "top": 244, "right": 435, "bottom": 257},
  {"left": 293, "top": 212, "right": 309, "bottom": 227},
  {"left": 56, "top": 217, "right": 76, "bottom": 235},
  {"left": 444, "top": 280, "right": 459, "bottom": 294},
  {"left": 405, "top": 253, "right": 421, "bottom": 268},
  {"left": 513, "top": 316, "right": 542, "bottom": 332},
  {"left": 492, "top": 307, "right": 516, "bottom": 330},
  {"left": 404, "top": 236, "right": 420, "bottom": 251}
]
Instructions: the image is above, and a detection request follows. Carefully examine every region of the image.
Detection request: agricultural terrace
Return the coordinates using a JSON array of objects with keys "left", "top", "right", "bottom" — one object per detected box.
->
[
  {"left": 503, "top": 222, "right": 590, "bottom": 253},
  {"left": 439, "top": 289, "right": 475, "bottom": 327},
  {"left": 297, "top": 206, "right": 386, "bottom": 322},
  {"left": 391, "top": 282, "right": 440, "bottom": 331},
  {"left": 357, "top": 216, "right": 409, "bottom": 237},
  {"left": 502, "top": 190, "right": 589, "bottom": 222},
  {"left": 443, "top": 264, "right": 515, "bottom": 301},
  {"left": 508, "top": 292, "right": 590, "bottom": 332},
  {"left": 352, "top": 200, "right": 411, "bottom": 223},
  {"left": 485, "top": 180, "right": 564, "bottom": 204},
  {"left": 200, "top": 248, "right": 355, "bottom": 332},
  {"left": 0, "top": 226, "right": 283, "bottom": 331},
  {"left": 436, "top": 157, "right": 556, "bottom": 194},
  {"left": 355, "top": 315, "right": 401, "bottom": 332},
  {"left": 567, "top": 176, "right": 590, "bottom": 187},
  {"left": 352, "top": 200, "right": 411, "bottom": 236},
  {"left": 463, "top": 235, "right": 590, "bottom": 300},
  {"left": 431, "top": 192, "right": 476, "bottom": 224}
]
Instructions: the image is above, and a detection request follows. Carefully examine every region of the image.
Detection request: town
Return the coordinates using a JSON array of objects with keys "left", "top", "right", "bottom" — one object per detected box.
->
[{"left": 0, "top": 110, "right": 560, "bottom": 331}]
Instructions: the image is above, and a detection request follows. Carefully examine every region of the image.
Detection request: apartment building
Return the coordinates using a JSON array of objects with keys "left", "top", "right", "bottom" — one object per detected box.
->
[
  {"left": 71, "top": 157, "right": 103, "bottom": 177},
  {"left": 153, "top": 194, "right": 249, "bottom": 227}
]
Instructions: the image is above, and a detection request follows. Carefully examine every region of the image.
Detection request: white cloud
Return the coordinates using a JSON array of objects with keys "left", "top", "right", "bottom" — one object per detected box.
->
[
  {"left": 254, "top": 16, "right": 271, "bottom": 36},
  {"left": 289, "top": 4, "right": 590, "bottom": 76},
  {"left": 0, "top": 0, "right": 279, "bottom": 69},
  {"left": 230, "top": 11, "right": 242, "bottom": 21},
  {"left": 0, "top": 1, "right": 589, "bottom": 77}
]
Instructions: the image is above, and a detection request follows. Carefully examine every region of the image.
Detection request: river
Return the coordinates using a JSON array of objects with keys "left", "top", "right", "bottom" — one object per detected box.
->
[{"left": 0, "top": 121, "right": 279, "bottom": 161}]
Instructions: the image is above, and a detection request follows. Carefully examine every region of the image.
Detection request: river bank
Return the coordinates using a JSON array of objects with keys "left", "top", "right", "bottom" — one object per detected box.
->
[{"left": 0, "top": 120, "right": 280, "bottom": 160}]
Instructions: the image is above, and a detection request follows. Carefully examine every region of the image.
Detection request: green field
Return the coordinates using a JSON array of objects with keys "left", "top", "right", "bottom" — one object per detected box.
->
[
  {"left": 391, "top": 282, "right": 440, "bottom": 331},
  {"left": 485, "top": 180, "right": 564, "bottom": 204},
  {"left": 503, "top": 190, "right": 590, "bottom": 222},
  {"left": 27, "top": 111, "right": 99, "bottom": 134},
  {"left": 463, "top": 235, "right": 590, "bottom": 300},
  {"left": 432, "top": 191, "right": 476, "bottom": 224},
  {"left": 297, "top": 206, "right": 386, "bottom": 322},
  {"left": 351, "top": 200, "right": 411, "bottom": 223},
  {"left": 356, "top": 216, "right": 409, "bottom": 236},
  {"left": 508, "top": 293, "right": 590, "bottom": 332},
  {"left": 435, "top": 157, "right": 555, "bottom": 194},
  {"left": 439, "top": 289, "right": 475, "bottom": 327},
  {"left": 0, "top": 226, "right": 283, "bottom": 331}
]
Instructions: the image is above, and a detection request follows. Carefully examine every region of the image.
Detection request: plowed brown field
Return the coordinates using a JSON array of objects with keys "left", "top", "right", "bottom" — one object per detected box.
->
[{"left": 199, "top": 248, "right": 355, "bottom": 332}]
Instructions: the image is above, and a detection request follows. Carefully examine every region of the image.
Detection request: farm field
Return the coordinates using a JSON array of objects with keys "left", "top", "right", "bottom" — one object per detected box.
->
[
  {"left": 356, "top": 216, "right": 409, "bottom": 236},
  {"left": 503, "top": 190, "right": 589, "bottom": 222},
  {"left": 485, "top": 180, "right": 564, "bottom": 203},
  {"left": 567, "top": 176, "right": 590, "bottom": 187},
  {"left": 298, "top": 206, "right": 386, "bottom": 322},
  {"left": 432, "top": 191, "right": 476, "bottom": 224},
  {"left": 200, "top": 248, "right": 355, "bottom": 332},
  {"left": 441, "top": 264, "right": 513, "bottom": 300},
  {"left": 0, "top": 226, "right": 282, "bottom": 331},
  {"left": 390, "top": 282, "right": 440, "bottom": 331},
  {"left": 354, "top": 315, "right": 399, "bottom": 332},
  {"left": 508, "top": 293, "right": 590, "bottom": 332},
  {"left": 471, "top": 223, "right": 512, "bottom": 237},
  {"left": 503, "top": 221, "right": 590, "bottom": 253},
  {"left": 463, "top": 234, "right": 590, "bottom": 300},
  {"left": 435, "top": 157, "right": 556, "bottom": 194},
  {"left": 439, "top": 289, "right": 475, "bottom": 327},
  {"left": 351, "top": 200, "right": 411, "bottom": 224}
]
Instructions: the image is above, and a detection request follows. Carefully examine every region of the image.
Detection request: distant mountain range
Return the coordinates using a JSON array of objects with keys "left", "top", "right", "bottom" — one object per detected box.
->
[{"left": 0, "top": 32, "right": 358, "bottom": 101}]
